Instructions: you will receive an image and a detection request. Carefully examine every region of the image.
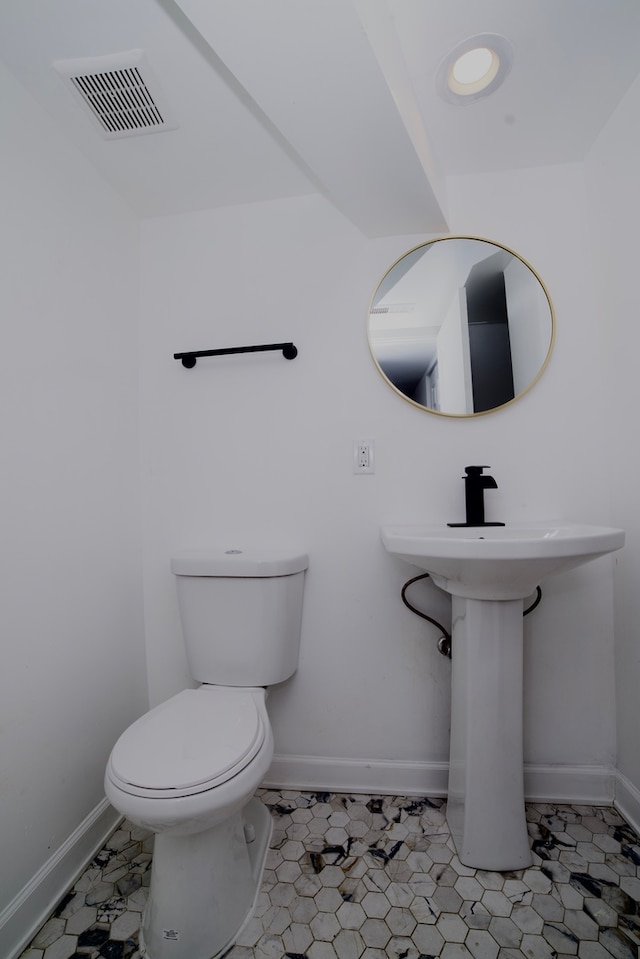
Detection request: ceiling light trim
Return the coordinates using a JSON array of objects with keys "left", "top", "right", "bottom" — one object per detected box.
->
[{"left": 436, "top": 34, "right": 513, "bottom": 105}]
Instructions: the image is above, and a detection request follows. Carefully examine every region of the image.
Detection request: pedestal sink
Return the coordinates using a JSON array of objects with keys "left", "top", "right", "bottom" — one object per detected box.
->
[{"left": 381, "top": 522, "right": 624, "bottom": 871}]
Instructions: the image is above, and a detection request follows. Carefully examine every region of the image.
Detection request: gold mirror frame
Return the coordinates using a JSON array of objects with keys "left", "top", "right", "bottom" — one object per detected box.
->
[{"left": 368, "top": 236, "right": 555, "bottom": 417}]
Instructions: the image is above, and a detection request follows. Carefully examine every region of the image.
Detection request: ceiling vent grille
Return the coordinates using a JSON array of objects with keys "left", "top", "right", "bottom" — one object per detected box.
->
[{"left": 54, "top": 50, "right": 177, "bottom": 139}]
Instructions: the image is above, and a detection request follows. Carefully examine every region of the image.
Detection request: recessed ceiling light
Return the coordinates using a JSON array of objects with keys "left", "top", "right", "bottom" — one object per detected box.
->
[
  {"left": 436, "top": 34, "right": 513, "bottom": 105},
  {"left": 451, "top": 47, "right": 497, "bottom": 89}
]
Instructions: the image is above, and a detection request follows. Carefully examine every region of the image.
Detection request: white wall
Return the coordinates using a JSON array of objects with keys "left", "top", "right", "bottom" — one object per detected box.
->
[
  {"left": 504, "top": 255, "right": 552, "bottom": 395},
  {"left": 139, "top": 165, "right": 617, "bottom": 794},
  {"left": 0, "top": 59, "right": 148, "bottom": 943},
  {"left": 586, "top": 74, "right": 640, "bottom": 805},
  {"left": 436, "top": 288, "right": 471, "bottom": 414}
]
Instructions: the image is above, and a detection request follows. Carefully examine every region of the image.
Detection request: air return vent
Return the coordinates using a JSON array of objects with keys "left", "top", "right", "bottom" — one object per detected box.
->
[
  {"left": 54, "top": 50, "right": 177, "bottom": 139},
  {"left": 370, "top": 303, "right": 416, "bottom": 314}
]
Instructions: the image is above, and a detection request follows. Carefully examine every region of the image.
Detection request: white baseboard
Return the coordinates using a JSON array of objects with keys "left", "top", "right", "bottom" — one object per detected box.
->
[
  {"left": 0, "top": 798, "right": 122, "bottom": 959},
  {"left": 524, "top": 764, "right": 616, "bottom": 804},
  {"left": 264, "top": 754, "right": 450, "bottom": 797},
  {"left": 614, "top": 770, "right": 640, "bottom": 836},
  {"left": 264, "top": 754, "right": 617, "bottom": 806}
]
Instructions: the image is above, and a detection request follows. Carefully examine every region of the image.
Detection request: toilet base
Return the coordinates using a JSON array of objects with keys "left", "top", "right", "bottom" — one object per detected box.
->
[{"left": 140, "top": 797, "right": 272, "bottom": 959}]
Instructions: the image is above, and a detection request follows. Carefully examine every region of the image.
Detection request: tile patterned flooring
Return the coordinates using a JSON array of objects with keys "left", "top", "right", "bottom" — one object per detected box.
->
[{"left": 20, "top": 790, "right": 640, "bottom": 959}]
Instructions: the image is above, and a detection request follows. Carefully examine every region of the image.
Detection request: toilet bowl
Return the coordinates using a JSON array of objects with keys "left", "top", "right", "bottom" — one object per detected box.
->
[
  {"left": 104, "top": 545, "right": 308, "bottom": 959},
  {"left": 105, "top": 686, "right": 275, "bottom": 959}
]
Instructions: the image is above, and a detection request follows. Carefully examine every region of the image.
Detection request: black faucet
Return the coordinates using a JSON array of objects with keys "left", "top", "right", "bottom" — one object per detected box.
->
[{"left": 448, "top": 465, "right": 506, "bottom": 527}]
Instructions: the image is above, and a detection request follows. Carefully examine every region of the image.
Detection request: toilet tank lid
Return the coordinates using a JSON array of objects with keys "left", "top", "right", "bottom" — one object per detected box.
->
[{"left": 171, "top": 547, "right": 309, "bottom": 577}]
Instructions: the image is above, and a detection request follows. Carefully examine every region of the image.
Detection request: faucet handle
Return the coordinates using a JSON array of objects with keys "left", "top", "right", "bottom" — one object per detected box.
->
[{"left": 464, "top": 465, "right": 491, "bottom": 475}]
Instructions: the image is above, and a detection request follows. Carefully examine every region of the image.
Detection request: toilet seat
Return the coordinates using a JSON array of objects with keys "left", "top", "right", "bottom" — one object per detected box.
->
[{"left": 108, "top": 688, "right": 266, "bottom": 798}]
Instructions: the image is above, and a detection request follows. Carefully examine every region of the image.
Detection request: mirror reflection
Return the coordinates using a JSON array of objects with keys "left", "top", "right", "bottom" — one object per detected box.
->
[{"left": 368, "top": 236, "right": 554, "bottom": 416}]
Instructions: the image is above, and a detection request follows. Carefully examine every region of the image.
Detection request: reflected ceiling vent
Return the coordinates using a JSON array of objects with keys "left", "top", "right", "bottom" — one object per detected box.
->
[
  {"left": 371, "top": 303, "right": 416, "bottom": 314},
  {"left": 54, "top": 50, "right": 177, "bottom": 139}
]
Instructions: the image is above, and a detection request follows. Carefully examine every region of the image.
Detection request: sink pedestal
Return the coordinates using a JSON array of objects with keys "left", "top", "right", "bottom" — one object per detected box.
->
[{"left": 447, "top": 596, "right": 532, "bottom": 871}]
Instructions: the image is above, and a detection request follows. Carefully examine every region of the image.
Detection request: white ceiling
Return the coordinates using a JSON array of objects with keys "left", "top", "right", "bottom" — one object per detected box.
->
[{"left": 1, "top": 0, "right": 638, "bottom": 237}]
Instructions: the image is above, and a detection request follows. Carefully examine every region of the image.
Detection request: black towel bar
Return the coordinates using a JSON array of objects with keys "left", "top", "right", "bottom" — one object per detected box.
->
[{"left": 174, "top": 342, "right": 298, "bottom": 368}]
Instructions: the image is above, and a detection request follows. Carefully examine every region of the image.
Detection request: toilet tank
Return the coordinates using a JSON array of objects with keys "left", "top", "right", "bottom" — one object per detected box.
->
[{"left": 170, "top": 547, "right": 308, "bottom": 686}]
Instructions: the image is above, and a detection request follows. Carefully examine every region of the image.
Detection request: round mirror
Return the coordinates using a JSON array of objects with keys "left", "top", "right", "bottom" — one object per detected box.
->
[{"left": 368, "top": 236, "right": 554, "bottom": 416}]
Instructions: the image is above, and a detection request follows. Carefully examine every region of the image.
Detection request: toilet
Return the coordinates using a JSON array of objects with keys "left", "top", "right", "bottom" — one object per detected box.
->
[{"left": 104, "top": 546, "right": 308, "bottom": 959}]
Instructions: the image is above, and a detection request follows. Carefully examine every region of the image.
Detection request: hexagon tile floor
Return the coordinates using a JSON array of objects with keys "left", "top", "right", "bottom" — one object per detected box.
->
[{"left": 20, "top": 790, "right": 640, "bottom": 959}]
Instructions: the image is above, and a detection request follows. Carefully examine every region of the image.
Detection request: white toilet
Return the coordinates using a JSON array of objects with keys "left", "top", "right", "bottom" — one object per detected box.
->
[{"left": 104, "top": 546, "right": 308, "bottom": 959}]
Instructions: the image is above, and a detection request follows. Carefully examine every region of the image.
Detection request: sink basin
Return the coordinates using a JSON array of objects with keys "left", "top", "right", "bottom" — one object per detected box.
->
[{"left": 381, "top": 522, "right": 625, "bottom": 599}]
